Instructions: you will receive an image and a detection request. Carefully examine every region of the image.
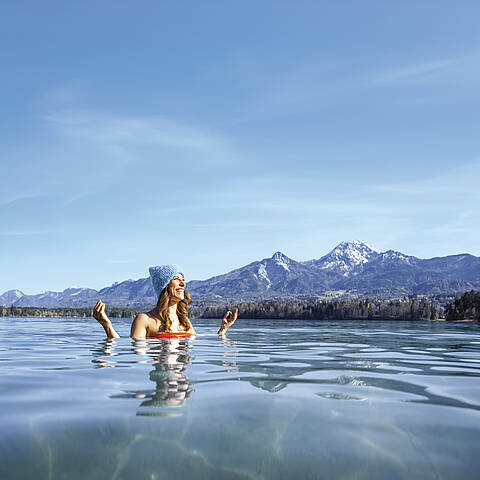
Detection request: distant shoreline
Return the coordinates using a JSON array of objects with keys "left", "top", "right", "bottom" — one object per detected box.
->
[
  {"left": 3, "top": 293, "right": 478, "bottom": 322},
  {"left": 1, "top": 297, "right": 446, "bottom": 321}
]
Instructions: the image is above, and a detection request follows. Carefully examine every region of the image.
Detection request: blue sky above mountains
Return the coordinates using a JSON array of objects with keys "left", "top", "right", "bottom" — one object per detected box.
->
[{"left": 1, "top": 1, "right": 479, "bottom": 293}]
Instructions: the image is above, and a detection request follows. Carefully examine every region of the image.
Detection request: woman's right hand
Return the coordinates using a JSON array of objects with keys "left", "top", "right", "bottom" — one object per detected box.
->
[{"left": 93, "top": 300, "right": 110, "bottom": 326}]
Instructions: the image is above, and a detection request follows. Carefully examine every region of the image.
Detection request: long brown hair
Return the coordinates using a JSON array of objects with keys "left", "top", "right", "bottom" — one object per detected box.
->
[{"left": 156, "top": 280, "right": 193, "bottom": 332}]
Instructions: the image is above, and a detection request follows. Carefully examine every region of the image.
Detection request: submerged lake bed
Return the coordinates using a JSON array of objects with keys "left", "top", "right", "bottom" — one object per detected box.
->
[{"left": 1, "top": 317, "right": 480, "bottom": 479}]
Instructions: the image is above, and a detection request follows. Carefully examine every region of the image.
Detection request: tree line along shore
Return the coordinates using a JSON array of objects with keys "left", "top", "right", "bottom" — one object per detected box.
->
[{"left": 1, "top": 291, "right": 478, "bottom": 321}]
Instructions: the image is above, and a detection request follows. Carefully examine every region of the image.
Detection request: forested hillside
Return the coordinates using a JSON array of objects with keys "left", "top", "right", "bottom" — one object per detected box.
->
[{"left": 445, "top": 290, "right": 480, "bottom": 321}]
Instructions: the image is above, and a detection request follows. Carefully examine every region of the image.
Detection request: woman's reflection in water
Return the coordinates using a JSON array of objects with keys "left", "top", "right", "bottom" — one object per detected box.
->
[
  {"left": 93, "top": 338, "right": 194, "bottom": 415},
  {"left": 92, "top": 333, "right": 292, "bottom": 415},
  {"left": 135, "top": 338, "right": 194, "bottom": 412}
]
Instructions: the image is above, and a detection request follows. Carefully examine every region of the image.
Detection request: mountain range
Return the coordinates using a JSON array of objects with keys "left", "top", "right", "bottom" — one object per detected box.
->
[{"left": 2, "top": 240, "right": 479, "bottom": 308}]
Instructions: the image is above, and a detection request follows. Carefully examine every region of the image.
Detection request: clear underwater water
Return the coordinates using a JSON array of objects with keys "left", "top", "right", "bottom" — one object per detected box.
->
[{"left": 1, "top": 317, "right": 480, "bottom": 480}]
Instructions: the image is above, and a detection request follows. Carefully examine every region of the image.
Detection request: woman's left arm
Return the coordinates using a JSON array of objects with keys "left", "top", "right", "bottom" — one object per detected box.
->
[{"left": 218, "top": 308, "right": 238, "bottom": 336}]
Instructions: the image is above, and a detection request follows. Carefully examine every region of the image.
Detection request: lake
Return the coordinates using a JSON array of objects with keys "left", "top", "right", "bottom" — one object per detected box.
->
[{"left": 1, "top": 317, "right": 479, "bottom": 479}]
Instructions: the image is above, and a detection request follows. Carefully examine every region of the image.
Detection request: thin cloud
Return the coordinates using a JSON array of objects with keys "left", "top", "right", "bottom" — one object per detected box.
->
[
  {"left": 0, "top": 229, "right": 52, "bottom": 237},
  {"left": 369, "top": 57, "right": 467, "bottom": 86},
  {"left": 231, "top": 55, "right": 472, "bottom": 122},
  {"left": 42, "top": 110, "right": 229, "bottom": 154},
  {"left": 0, "top": 194, "right": 49, "bottom": 207},
  {"left": 363, "top": 160, "right": 480, "bottom": 195},
  {"left": 241, "top": 61, "right": 361, "bottom": 121}
]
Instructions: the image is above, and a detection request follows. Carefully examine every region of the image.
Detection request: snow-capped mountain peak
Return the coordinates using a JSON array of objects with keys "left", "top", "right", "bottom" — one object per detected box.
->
[
  {"left": 10, "top": 289, "right": 23, "bottom": 298},
  {"left": 379, "top": 250, "right": 414, "bottom": 264},
  {"left": 271, "top": 251, "right": 291, "bottom": 271},
  {"left": 337, "top": 240, "right": 379, "bottom": 253},
  {"left": 315, "top": 240, "right": 380, "bottom": 276},
  {"left": 0, "top": 289, "right": 25, "bottom": 307}
]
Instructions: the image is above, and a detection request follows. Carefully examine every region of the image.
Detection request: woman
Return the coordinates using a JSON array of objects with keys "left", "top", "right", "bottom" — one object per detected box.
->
[{"left": 93, "top": 264, "right": 238, "bottom": 339}]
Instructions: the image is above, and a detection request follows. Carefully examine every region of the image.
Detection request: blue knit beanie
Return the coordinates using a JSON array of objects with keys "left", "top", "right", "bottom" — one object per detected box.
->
[{"left": 149, "top": 264, "right": 185, "bottom": 298}]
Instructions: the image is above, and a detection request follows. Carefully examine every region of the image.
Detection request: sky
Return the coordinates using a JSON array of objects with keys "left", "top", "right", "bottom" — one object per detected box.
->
[{"left": 1, "top": 1, "right": 479, "bottom": 294}]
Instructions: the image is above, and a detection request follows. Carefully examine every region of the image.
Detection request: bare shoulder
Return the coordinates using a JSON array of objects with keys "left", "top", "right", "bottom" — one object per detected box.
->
[
  {"left": 132, "top": 313, "right": 151, "bottom": 325},
  {"left": 130, "top": 312, "right": 152, "bottom": 338}
]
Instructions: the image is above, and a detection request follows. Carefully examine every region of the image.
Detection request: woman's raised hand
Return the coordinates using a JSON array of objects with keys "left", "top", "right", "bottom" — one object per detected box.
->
[
  {"left": 218, "top": 308, "right": 238, "bottom": 336},
  {"left": 93, "top": 300, "right": 110, "bottom": 326},
  {"left": 93, "top": 300, "right": 120, "bottom": 339}
]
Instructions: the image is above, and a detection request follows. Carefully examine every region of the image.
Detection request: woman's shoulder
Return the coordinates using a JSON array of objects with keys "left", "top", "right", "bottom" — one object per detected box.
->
[{"left": 133, "top": 312, "right": 156, "bottom": 325}]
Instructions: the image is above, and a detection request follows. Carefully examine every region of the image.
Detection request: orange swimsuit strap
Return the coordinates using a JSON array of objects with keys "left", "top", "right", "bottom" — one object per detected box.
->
[{"left": 155, "top": 332, "right": 193, "bottom": 338}]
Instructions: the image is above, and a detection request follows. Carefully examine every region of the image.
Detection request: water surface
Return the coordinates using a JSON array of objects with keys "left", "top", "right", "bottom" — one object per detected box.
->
[{"left": 1, "top": 317, "right": 479, "bottom": 479}]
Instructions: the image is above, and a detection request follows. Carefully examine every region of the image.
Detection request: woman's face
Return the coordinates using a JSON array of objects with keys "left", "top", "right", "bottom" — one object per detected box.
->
[{"left": 170, "top": 275, "right": 185, "bottom": 301}]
